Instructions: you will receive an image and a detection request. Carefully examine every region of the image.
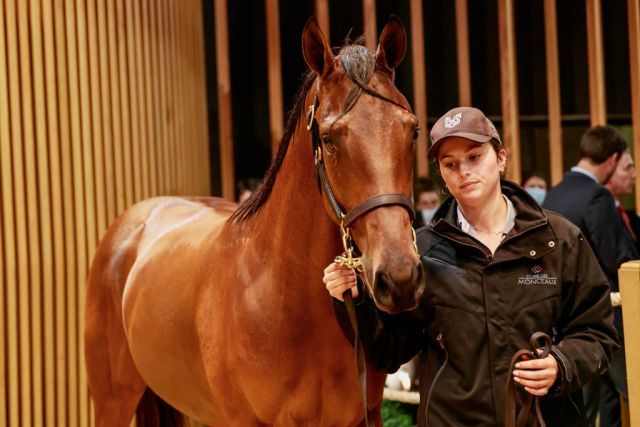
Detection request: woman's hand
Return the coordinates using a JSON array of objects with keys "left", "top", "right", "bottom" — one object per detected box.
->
[
  {"left": 512, "top": 352, "right": 559, "bottom": 396},
  {"left": 323, "top": 262, "right": 358, "bottom": 301}
]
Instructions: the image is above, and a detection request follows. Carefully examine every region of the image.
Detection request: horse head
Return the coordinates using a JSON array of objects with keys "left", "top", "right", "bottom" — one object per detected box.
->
[{"left": 302, "top": 17, "right": 426, "bottom": 314}]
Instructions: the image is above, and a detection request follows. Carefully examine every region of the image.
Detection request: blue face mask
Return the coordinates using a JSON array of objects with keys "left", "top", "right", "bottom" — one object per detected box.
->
[
  {"left": 526, "top": 187, "right": 547, "bottom": 205},
  {"left": 421, "top": 208, "right": 438, "bottom": 224}
]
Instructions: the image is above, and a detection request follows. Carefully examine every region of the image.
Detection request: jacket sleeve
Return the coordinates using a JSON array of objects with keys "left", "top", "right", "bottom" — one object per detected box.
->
[
  {"left": 584, "top": 189, "right": 638, "bottom": 288},
  {"left": 549, "top": 232, "right": 620, "bottom": 396},
  {"left": 333, "top": 282, "right": 433, "bottom": 373}
]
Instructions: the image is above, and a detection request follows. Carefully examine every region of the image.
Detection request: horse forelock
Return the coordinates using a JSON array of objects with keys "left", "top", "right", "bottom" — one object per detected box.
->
[{"left": 337, "top": 44, "right": 376, "bottom": 85}]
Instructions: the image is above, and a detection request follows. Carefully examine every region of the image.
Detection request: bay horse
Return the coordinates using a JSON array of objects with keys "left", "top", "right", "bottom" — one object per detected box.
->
[{"left": 85, "top": 17, "right": 424, "bottom": 426}]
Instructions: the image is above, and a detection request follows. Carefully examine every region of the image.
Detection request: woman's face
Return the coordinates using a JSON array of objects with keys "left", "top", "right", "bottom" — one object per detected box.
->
[{"left": 437, "top": 136, "right": 507, "bottom": 207}]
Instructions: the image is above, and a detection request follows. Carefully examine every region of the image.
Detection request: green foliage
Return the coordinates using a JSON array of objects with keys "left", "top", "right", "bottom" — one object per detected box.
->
[{"left": 381, "top": 400, "right": 415, "bottom": 427}]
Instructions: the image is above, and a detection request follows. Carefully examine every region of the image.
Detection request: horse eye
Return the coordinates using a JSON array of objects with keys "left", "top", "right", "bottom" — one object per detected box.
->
[
  {"left": 413, "top": 127, "right": 420, "bottom": 141},
  {"left": 322, "top": 135, "right": 336, "bottom": 153}
]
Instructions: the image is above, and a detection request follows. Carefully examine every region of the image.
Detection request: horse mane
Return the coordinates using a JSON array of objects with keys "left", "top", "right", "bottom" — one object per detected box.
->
[{"left": 231, "top": 39, "right": 376, "bottom": 224}]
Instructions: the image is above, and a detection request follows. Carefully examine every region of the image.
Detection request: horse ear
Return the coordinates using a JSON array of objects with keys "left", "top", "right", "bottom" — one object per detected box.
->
[
  {"left": 302, "top": 17, "right": 334, "bottom": 78},
  {"left": 376, "top": 16, "right": 406, "bottom": 78}
]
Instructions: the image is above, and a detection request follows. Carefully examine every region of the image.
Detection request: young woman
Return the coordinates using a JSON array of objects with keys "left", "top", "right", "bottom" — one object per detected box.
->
[{"left": 323, "top": 107, "right": 618, "bottom": 426}]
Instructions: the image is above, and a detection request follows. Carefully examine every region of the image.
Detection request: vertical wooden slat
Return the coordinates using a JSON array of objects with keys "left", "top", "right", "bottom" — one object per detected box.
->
[
  {"left": 42, "top": 1, "right": 67, "bottom": 424},
  {"left": 266, "top": 0, "right": 284, "bottom": 156},
  {"left": 126, "top": 0, "right": 143, "bottom": 202},
  {"left": 107, "top": 0, "right": 126, "bottom": 213},
  {"left": 134, "top": 0, "right": 150, "bottom": 199},
  {"left": 54, "top": 0, "right": 74, "bottom": 423},
  {"left": 172, "top": 0, "right": 186, "bottom": 195},
  {"left": 18, "top": 0, "right": 45, "bottom": 422},
  {"left": 0, "top": 1, "right": 19, "bottom": 424},
  {"left": 314, "top": 0, "right": 330, "bottom": 41},
  {"left": 194, "top": 0, "right": 211, "bottom": 195},
  {"left": 30, "top": 0, "right": 56, "bottom": 424},
  {"left": 76, "top": 0, "right": 94, "bottom": 422},
  {"left": 142, "top": 0, "right": 159, "bottom": 197},
  {"left": 410, "top": 0, "right": 428, "bottom": 177},
  {"left": 455, "top": 0, "right": 471, "bottom": 106},
  {"left": 117, "top": 0, "right": 135, "bottom": 206},
  {"left": 628, "top": 0, "right": 640, "bottom": 212},
  {"left": 97, "top": 0, "right": 117, "bottom": 224},
  {"left": 153, "top": 0, "right": 165, "bottom": 196},
  {"left": 5, "top": 1, "right": 34, "bottom": 425},
  {"left": 87, "top": 0, "right": 107, "bottom": 236},
  {"left": 362, "top": 0, "right": 376, "bottom": 51},
  {"left": 66, "top": 0, "right": 85, "bottom": 423},
  {"left": 167, "top": 0, "right": 181, "bottom": 195},
  {"left": 544, "top": 0, "right": 563, "bottom": 186},
  {"left": 160, "top": 0, "right": 172, "bottom": 194},
  {"left": 497, "top": 0, "right": 522, "bottom": 183},
  {"left": 214, "top": 0, "right": 235, "bottom": 200},
  {"left": 586, "top": 0, "right": 607, "bottom": 126}
]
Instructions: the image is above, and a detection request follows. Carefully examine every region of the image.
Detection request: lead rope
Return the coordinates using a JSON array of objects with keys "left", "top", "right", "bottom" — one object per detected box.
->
[
  {"left": 335, "top": 219, "right": 373, "bottom": 427},
  {"left": 504, "top": 332, "right": 552, "bottom": 427}
]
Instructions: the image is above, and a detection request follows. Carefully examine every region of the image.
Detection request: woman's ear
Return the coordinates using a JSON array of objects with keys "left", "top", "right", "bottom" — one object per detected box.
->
[{"left": 497, "top": 149, "right": 508, "bottom": 172}]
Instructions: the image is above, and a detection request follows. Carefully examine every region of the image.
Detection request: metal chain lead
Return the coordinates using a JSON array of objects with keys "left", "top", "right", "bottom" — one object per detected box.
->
[{"left": 334, "top": 219, "right": 364, "bottom": 272}]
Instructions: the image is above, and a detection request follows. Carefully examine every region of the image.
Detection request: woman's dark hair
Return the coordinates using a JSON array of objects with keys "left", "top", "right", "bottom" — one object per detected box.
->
[
  {"left": 580, "top": 125, "right": 627, "bottom": 164},
  {"left": 521, "top": 171, "right": 547, "bottom": 187}
]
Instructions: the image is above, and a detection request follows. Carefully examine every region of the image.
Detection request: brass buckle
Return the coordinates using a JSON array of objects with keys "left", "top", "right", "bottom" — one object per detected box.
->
[{"left": 306, "top": 104, "right": 315, "bottom": 131}]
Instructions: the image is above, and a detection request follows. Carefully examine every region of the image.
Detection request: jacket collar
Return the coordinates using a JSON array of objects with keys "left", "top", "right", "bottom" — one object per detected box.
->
[{"left": 430, "top": 181, "right": 557, "bottom": 262}]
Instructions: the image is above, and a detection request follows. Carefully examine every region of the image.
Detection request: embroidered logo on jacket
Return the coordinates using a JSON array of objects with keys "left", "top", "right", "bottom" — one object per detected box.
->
[{"left": 517, "top": 265, "right": 558, "bottom": 286}]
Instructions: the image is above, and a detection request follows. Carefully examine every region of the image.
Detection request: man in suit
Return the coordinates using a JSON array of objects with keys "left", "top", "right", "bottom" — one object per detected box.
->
[
  {"left": 544, "top": 125, "right": 638, "bottom": 427},
  {"left": 605, "top": 150, "right": 640, "bottom": 251}
]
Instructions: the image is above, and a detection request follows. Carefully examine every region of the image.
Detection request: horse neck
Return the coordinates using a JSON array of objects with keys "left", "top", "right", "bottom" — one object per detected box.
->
[{"left": 241, "top": 119, "right": 342, "bottom": 280}]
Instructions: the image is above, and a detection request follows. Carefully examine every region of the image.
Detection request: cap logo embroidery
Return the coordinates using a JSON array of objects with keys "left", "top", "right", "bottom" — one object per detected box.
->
[{"left": 444, "top": 113, "right": 462, "bottom": 129}]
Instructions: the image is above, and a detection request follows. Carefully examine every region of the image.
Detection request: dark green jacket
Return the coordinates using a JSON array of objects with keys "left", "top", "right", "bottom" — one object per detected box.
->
[{"left": 352, "top": 181, "right": 618, "bottom": 426}]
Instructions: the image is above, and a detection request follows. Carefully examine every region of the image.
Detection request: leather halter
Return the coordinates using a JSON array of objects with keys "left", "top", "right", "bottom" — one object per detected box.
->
[{"left": 306, "top": 79, "right": 416, "bottom": 229}]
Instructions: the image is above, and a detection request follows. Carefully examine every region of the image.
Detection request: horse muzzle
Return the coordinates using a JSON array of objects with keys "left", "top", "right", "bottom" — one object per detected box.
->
[{"left": 370, "top": 258, "right": 425, "bottom": 314}]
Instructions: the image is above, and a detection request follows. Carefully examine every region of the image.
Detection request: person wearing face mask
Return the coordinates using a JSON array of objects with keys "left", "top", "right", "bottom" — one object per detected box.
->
[
  {"left": 413, "top": 177, "right": 442, "bottom": 229},
  {"left": 323, "top": 107, "right": 618, "bottom": 426},
  {"left": 522, "top": 172, "right": 548, "bottom": 205},
  {"left": 543, "top": 126, "right": 639, "bottom": 427}
]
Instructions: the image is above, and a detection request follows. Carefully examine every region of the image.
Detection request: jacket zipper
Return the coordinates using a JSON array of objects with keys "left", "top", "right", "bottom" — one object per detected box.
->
[{"left": 424, "top": 332, "right": 448, "bottom": 427}]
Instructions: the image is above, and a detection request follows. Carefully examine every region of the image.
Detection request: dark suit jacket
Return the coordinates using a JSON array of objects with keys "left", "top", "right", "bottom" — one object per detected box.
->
[
  {"left": 543, "top": 171, "right": 639, "bottom": 292},
  {"left": 625, "top": 208, "right": 640, "bottom": 253}
]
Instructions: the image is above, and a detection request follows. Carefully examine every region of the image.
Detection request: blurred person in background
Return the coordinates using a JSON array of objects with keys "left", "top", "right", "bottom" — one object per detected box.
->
[
  {"left": 522, "top": 171, "right": 548, "bottom": 205},
  {"left": 543, "top": 126, "right": 638, "bottom": 427},
  {"left": 413, "top": 177, "right": 442, "bottom": 228},
  {"left": 237, "top": 178, "right": 261, "bottom": 204},
  {"left": 604, "top": 150, "right": 640, "bottom": 251}
]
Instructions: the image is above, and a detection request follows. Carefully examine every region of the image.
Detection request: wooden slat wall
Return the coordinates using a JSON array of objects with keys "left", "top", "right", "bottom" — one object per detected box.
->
[
  {"left": 586, "top": 0, "right": 607, "bottom": 126},
  {"left": 455, "top": 0, "right": 471, "bottom": 107},
  {"left": 410, "top": 0, "right": 428, "bottom": 177},
  {"left": 214, "top": 0, "right": 235, "bottom": 200},
  {"left": 497, "top": 0, "right": 522, "bottom": 184},
  {"left": 0, "top": 0, "right": 211, "bottom": 425},
  {"left": 544, "top": 0, "right": 563, "bottom": 186},
  {"left": 266, "top": 0, "right": 284, "bottom": 156}
]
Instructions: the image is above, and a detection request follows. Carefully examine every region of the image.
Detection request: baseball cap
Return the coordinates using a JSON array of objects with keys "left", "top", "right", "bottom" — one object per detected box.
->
[{"left": 428, "top": 107, "right": 502, "bottom": 160}]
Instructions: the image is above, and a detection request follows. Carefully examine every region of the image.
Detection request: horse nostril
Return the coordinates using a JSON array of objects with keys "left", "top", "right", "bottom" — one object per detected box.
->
[{"left": 374, "top": 269, "right": 393, "bottom": 305}]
